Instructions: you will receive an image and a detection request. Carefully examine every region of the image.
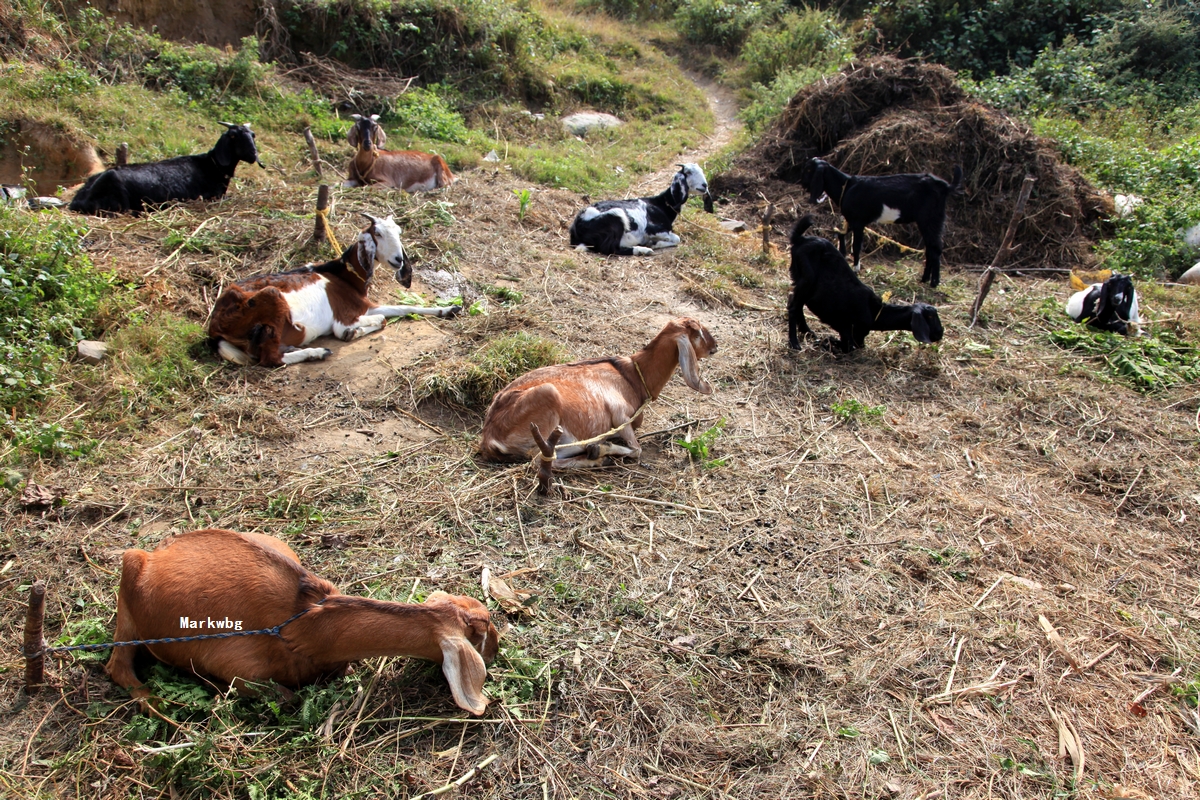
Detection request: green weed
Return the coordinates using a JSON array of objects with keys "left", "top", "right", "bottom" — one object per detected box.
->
[
  {"left": 675, "top": 418, "right": 728, "bottom": 468},
  {"left": 830, "top": 398, "right": 886, "bottom": 421},
  {"left": 513, "top": 187, "right": 532, "bottom": 222}
]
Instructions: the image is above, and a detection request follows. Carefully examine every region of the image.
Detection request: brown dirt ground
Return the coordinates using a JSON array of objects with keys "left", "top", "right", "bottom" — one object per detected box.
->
[{"left": 1, "top": 74, "right": 1200, "bottom": 800}]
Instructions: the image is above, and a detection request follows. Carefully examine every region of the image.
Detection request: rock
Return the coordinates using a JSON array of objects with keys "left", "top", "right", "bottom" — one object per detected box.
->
[
  {"left": 561, "top": 112, "right": 623, "bottom": 137},
  {"left": 720, "top": 219, "right": 747, "bottom": 233},
  {"left": 1184, "top": 223, "right": 1200, "bottom": 249},
  {"left": 1113, "top": 193, "right": 1143, "bottom": 218},
  {"left": 1179, "top": 262, "right": 1200, "bottom": 285},
  {"left": 77, "top": 340, "right": 108, "bottom": 364},
  {"left": 30, "top": 196, "right": 65, "bottom": 209}
]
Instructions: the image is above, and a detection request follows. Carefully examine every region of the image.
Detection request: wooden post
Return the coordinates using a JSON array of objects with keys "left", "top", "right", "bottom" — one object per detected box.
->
[
  {"left": 303, "top": 127, "right": 322, "bottom": 177},
  {"left": 312, "top": 185, "right": 331, "bottom": 245},
  {"left": 24, "top": 580, "right": 45, "bottom": 694},
  {"left": 761, "top": 204, "right": 775, "bottom": 255},
  {"left": 115, "top": 143, "right": 128, "bottom": 167},
  {"left": 970, "top": 175, "right": 1036, "bottom": 328}
]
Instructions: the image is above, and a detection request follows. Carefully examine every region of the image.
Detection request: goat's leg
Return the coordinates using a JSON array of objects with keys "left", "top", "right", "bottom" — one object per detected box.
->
[
  {"left": 530, "top": 423, "right": 564, "bottom": 495},
  {"left": 919, "top": 223, "right": 944, "bottom": 287},
  {"left": 850, "top": 226, "right": 865, "bottom": 269},
  {"left": 370, "top": 304, "right": 463, "bottom": 319},
  {"left": 787, "top": 293, "right": 814, "bottom": 350},
  {"left": 649, "top": 231, "right": 681, "bottom": 248},
  {"left": 279, "top": 346, "right": 333, "bottom": 365}
]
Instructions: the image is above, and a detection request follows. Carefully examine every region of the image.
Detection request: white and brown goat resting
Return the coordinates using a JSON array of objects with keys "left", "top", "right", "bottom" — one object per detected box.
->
[
  {"left": 208, "top": 214, "right": 459, "bottom": 367},
  {"left": 344, "top": 114, "right": 454, "bottom": 192}
]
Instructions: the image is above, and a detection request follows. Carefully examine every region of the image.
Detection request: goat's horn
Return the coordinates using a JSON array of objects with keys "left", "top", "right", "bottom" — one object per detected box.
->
[
  {"left": 219, "top": 121, "right": 235, "bottom": 128},
  {"left": 350, "top": 114, "right": 362, "bottom": 120},
  {"left": 370, "top": 114, "right": 381, "bottom": 121},
  {"left": 360, "top": 212, "right": 380, "bottom": 223},
  {"left": 241, "top": 122, "right": 252, "bottom": 129}
]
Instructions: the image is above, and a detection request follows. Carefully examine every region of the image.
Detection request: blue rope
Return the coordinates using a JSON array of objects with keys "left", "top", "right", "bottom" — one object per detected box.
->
[{"left": 24, "top": 599, "right": 327, "bottom": 659}]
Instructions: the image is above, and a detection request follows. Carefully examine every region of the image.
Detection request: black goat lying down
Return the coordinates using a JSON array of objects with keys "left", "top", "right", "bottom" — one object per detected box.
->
[
  {"left": 788, "top": 215, "right": 943, "bottom": 352},
  {"left": 568, "top": 163, "right": 708, "bottom": 256},
  {"left": 1066, "top": 272, "right": 1142, "bottom": 336},
  {"left": 803, "top": 157, "right": 963, "bottom": 288},
  {"left": 69, "top": 123, "right": 261, "bottom": 215}
]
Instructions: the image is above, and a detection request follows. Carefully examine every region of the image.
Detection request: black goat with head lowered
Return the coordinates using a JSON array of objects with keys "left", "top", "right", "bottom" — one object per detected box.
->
[
  {"left": 788, "top": 215, "right": 943, "bottom": 353},
  {"left": 803, "top": 157, "right": 963, "bottom": 288},
  {"left": 69, "top": 123, "right": 261, "bottom": 215}
]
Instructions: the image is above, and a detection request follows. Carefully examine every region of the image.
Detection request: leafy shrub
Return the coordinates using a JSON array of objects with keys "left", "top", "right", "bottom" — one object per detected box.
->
[
  {"left": 739, "top": 7, "right": 850, "bottom": 86},
  {"left": 675, "top": 418, "right": 728, "bottom": 468},
  {"left": 873, "top": 0, "right": 1122, "bottom": 77},
  {"left": 673, "top": 0, "right": 782, "bottom": 50},
  {"left": 576, "top": 0, "right": 679, "bottom": 19},
  {"left": 741, "top": 65, "right": 828, "bottom": 133},
  {"left": 0, "top": 207, "right": 114, "bottom": 414},
  {"left": 143, "top": 36, "right": 268, "bottom": 104},
  {"left": 391, "top": 85, "right": 469, "bottom": 143}
]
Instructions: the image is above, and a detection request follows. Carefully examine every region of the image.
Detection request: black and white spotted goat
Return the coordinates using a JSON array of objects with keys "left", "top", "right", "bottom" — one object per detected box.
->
[
  {"left": 1066, "top": 272, "right": 1142, "bottom": 336},
  {"left": 802, "top": 157, "right": 963, "bottom": 288},
  {"left": 787, "top": 215, "right": 944, "bottom": 353},
  {"left": 568, "top": 163, "right": 708, "bottom": 256}
]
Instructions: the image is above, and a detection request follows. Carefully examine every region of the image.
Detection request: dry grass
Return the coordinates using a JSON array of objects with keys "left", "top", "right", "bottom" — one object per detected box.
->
[{"left": 1, "top": 83, "right": 1199, "bottom": 800}]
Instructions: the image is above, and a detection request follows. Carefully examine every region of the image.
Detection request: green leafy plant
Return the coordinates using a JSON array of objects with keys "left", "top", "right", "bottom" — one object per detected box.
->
[
  {"left": 513, "top": 188, "right": 532, "bottom": 222},
  {"left": 675, "top": 418, "right": 728, "bottom": 469},
  {"left": 830, "top": 398, "right": 886, "bottom": 421},
  {"left": 418, "top": 332, "right": 564, "bottom": 408}
]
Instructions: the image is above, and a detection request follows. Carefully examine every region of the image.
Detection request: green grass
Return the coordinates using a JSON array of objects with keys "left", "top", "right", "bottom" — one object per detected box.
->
[
  {"left": 418, "top": 332, "right": 564, "bottom": 409},
  {"left": 1048, "top": 325, "right": 1200, "bottom": 391}
]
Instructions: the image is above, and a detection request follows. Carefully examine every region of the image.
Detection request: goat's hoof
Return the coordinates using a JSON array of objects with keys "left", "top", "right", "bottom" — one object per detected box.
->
[
  {"left": 319, "top": 348, "right": 332, "bottom": 360},
  {"left": 632, "top": 246, "right": 654, "bottom": 256},
  {"left": 443, "top": 305, "right": 464, "bottom": 318},
  {"left": 585, "top": 443, "right": 601, "bottom": 461}
]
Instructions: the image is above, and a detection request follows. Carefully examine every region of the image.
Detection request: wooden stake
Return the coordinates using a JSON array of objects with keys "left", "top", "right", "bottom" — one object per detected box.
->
[
  {"left": 303, "top": 127, "right": 322, "bottom": 177},
  {"left": 24, "top": 580, "right": 45, "bottom": 694},
  {"left": 312, "top": 185, "right": 331, "bottom": 245},
  {"left": 970, "top": 175, "right": 1036, "bottom": 327},
  {"left": 530, "top": 423, "right": 564, "bottom": 496},
  {"left": 115, "top": 143, "right": 128, "bottom": 167},
  {"left": 761, "top": 203, "right": 774, "bottom": 255}
]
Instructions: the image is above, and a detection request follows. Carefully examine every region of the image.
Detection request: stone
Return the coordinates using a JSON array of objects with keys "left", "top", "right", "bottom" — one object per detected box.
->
[
  {"left": 77, "top": 340, "right": 108, "bottom": 365},
  {"left": 1179, "top": 262, "right": 1200, "bottom": 285},
  {"left": 561, "top": 112, "right": 623, "bottom": 137},
  {"left": 720, "top": 219, "right": 748, "bottom": 233}
]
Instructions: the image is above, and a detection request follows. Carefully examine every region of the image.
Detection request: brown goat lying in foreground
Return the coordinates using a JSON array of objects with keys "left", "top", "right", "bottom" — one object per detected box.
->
[
  {"left": 106, "top": 529, "right": 499, "bottom": 715},
  {"left": 479, "top": 318, "right": 718, "bottom": 492}
]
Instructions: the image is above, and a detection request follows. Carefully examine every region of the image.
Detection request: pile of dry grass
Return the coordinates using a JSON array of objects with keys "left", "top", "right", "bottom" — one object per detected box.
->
[{"left": 714, "top": 57, "right": 1113, "bottom": 269}]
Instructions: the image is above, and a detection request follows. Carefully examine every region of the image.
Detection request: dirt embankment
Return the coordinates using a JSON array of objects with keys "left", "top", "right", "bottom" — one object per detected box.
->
[{"left": 69, "top": 0, "right": 257, "bottom": 48}]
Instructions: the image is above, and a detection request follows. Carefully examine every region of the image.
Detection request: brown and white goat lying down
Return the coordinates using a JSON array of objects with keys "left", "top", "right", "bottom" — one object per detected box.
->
[
  {"left": 208, "top": 214, "right": 459, "bottom": 366},
  {"left": 106, "top": 528, "right": 500, "bottom": 715},
  {"left": 344, "top": 114, "right": 454, "bottom": 192},
  {"left": 479, "top": 318, "right": 718, "bottom": 487}
]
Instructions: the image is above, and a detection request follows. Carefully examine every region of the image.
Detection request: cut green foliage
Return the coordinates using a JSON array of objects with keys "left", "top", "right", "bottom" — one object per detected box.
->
[
  {"left": 675, "top": 418, "right": 728, "bottom": 468},
  {"left": 418, "top": 332, "right": 563, "bottom": 408},
  {"left": 1049, "top": 326, "right": 1200, "bottom": 391},
  {"left": 830, "top": 398, "right": 885, "bottom": 421}
]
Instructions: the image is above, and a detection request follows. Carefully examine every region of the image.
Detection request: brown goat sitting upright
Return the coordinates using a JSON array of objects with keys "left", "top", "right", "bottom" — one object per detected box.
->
[
  {"left": 106, "top": 529, "right": 500, "bottom": 715},
  {"left": 479, "top": 318, "right": 718, "bottom": 492},
  {"left": 344, "top": 114, "right": 454, "bottom": 192}
]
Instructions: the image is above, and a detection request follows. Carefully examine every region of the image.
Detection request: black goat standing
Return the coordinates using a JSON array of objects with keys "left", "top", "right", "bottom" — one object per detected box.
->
[
  {"left": 802, "top": 157, "right": 963, "bottom": 288},
  {"left": 788, "top": 215, "right": 943, "bottom": 352},
  {"left": 69, "top": 123, "right": 261, "bottom": 215}
]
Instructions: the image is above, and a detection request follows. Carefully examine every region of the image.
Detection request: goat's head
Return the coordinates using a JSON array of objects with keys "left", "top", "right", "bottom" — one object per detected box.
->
[
  {"left": 347, "top": 114, "right": 386, "bottom": 151},
  {"left": 1094, "top": 273, "right": 1138, "bottom": 333},
  {"left": 803, "top": 158, "right": 831, "bottom": 205},
  {"left": 677, "top": 163, "right": 708, "bottom": 195},
  {"left": 909, "top": 303, "right": 945, "bottom": 344},
  {"left": 209, "top": 284, "right": 291, "bottom": 343},
  {"left": 422, "top": 591, "right": 500, "bottom": 716},
  {"left": 359, "top": 213, "right": 409, "bottom": 287},
  {"left": 662, "top": 317, "right": 717, "bottom": 395},
  {"left": 215, "top": 122, "right": 261, "bottom": 169}
]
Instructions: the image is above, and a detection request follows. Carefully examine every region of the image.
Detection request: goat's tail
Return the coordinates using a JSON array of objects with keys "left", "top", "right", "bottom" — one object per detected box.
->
[
  {"left": 949, "top": 165, "right": 965, "bottom": 196},
  {"left": 433, "top": 155, "right": 455, "bottom": 188},
  {"left": 790, "top": 213, "right": 817, "bottom": 247}
]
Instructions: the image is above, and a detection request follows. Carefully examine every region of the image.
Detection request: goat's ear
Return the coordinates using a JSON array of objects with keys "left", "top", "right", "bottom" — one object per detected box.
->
[
  {"left": 373, "top": 125, "right": 387, "bottom": 146},
  {"left": 677, "top": 334, "right": 712, "bottom": 395},
  {"left": 440, "top": 636, "right": 490, "bottom": 715},
  {"left": 356, "top": 231, "right": 377, "bottom": 268},
  {"left": 911, "top": 309, "right": 933, "bottom": 343},
  {"left": 347, "top": 124, "right": 360, "bottom": 148}
]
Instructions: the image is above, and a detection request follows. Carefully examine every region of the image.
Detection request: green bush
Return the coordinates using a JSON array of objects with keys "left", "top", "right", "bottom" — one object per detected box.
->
[
  {"left": 741, "top": 65, "right": 828, "bottom": 133},
  {"left": 873, "top": 0, "right": 1122, "bottom": 77},
  {"left": 673, "top": 0, "right": 782, "bottom": 50},
  {"left": 739, "top": 7, "right": 850, "bottom": 86},
  {"left": 143, "top": 37, "right": 269, "bottom": 104},
  {"left": 576, "top": 0, "right": 679, "bottom": 19},
  {"left": 0, "top": 207, "right": 114, "bottom": 414},
  {"left": 391, "top": 85, "right": 470, "bottom": 143}
]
